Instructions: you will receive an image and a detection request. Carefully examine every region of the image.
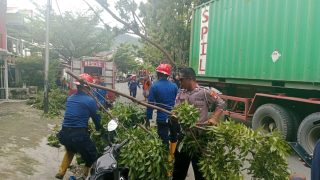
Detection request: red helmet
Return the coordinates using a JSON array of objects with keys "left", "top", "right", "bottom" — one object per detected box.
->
[
  {"left": 74, "top": 73, "right": 94, "bottom": 85},
  {"left": 156, "top": 64, "right": 171, "bottom": 75}
]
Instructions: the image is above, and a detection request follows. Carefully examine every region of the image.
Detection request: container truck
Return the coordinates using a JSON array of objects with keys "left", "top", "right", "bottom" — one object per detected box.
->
[{"left": 190, "top": 0, "right": 320, "bottom": 153}]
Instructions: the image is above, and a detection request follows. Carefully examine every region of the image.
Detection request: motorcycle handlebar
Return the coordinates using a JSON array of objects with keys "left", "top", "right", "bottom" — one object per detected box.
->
[
  {"left": 119, "top": 139, "right": 129, "bottom": 148},
  {"left": 114, "top": 139, "right": 129, "bottom": 153}
]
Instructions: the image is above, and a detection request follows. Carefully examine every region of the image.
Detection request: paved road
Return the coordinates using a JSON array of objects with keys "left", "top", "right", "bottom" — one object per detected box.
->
[
  {"left": 0, "top": 102, "right": 67, "bottom": 179},
  {"left": 115, "top": 82, "right": 311, "bottom": 179}
]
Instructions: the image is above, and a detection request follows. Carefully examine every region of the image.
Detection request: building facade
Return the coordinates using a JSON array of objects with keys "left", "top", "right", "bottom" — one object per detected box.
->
[
  {"left": 0, "top": 0, "right": 6, "bottom": 50},
  {"left": 0, "top": 0, "right": 8, "bottom": 99}
]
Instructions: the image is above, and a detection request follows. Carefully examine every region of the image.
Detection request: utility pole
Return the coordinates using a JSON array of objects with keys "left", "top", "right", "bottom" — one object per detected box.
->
[
  {"left": 4, "top": 57, "right": 8, "bottom": 100},
  {"left": 44, "top": 0, "right": 51, "bottom": 113}
]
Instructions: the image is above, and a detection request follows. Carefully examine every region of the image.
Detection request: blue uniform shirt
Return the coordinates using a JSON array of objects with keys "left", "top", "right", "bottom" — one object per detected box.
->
[
  {"left": 128, "top": 80, "right": 140, "bottom": 90},
  {"left": 62, "top": 91, "right": 101, "bottom": 130},
  {"left": 147, "top": 78, "right": 178, "bottom": 122},
  {"left": 94, "top": 83, "right": 108, "bottom": 106}
]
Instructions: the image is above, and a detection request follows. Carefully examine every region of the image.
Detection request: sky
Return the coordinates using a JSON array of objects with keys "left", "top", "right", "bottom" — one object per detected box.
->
[{"left": 7, "top": 0, "right": 147, "bottom": 27}]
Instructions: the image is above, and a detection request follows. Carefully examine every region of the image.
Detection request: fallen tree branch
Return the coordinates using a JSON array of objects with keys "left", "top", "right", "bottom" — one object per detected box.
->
[
  {"left": 66, "top": 70, "right": 214, "bottom": 133},
  {"left": 66, "top": 69, "right": 172, "bottom": 115}
]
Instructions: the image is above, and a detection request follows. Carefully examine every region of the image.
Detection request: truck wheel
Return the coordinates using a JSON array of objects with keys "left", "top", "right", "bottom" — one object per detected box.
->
[
  {"left": 297, "top": 112, "right": 320, "bottom": 154},
  {"left": 252, "top": 104, "right": 293, "bottom": 141}
]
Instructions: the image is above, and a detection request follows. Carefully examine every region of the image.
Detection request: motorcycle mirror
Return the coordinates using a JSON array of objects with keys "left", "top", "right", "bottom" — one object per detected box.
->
[{"left": 107, "top": 119, "right": 118, "bottom": 132}]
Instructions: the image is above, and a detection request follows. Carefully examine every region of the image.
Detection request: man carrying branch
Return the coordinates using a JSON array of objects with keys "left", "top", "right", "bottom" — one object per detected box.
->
[
  {"left": 172, "top": 67, "right": 226, "bottom": 180},
  {"left": 146, "top": 64, "right": 178, "bottom": 147}
]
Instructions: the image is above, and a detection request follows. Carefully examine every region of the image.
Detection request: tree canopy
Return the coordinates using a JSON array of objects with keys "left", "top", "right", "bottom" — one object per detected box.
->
[
  {"left": 94, "top": 0, "right": 211, "bottom": 66},
  {"left": 7, "top": 8, "right": 116, "bottom": 63},
  {"left": 114, "top": 43, "right": 140, "bottom": 74}
]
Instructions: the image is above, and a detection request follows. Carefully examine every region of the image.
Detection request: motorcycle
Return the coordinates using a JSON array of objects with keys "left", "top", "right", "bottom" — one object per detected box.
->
[{"left": 87, "top": 119, "right": 129, "bottom": 180}]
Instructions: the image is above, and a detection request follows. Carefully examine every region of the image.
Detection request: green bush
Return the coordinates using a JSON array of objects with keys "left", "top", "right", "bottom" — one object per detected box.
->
[
  {"left": 118, "top": 128, "right": 170, "bottom": 180},
  {"left": 28, "top": 88, "right": 67, "bottom": 117},
  {"left": 196, "top": 122, "right": 290, "bottom": 180},
  {"left": 47, "top": 101, "right": 290, "bottom": 179},
  {"left": 16, "top": 56, "right": 61, "bottom": 88},
  {"left": 172, "top": 103, "right": 291, "bottom": 180}
]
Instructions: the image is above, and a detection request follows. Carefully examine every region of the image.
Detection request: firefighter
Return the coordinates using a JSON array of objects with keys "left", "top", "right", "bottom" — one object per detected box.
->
[
  {"left": 146, "top": 64, "right": 178, "bottom": 147},
  {"left": 172, "top": 67, "right": 226, "bottom": 180},
  {"left": 128, "top": 75, "right": 140, "bottom": 98},
  {"left": 55, "top": 73, "right": 101, "bottom": 179}
]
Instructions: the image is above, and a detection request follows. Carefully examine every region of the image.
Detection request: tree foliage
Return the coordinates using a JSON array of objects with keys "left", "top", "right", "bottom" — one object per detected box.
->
[
  {"left": 50, "top": 11, "right": 115, "bottom": 62},
  {"left": 95, "top": 0, "right": 175, "bottom": 65},
  {"left": 15, "top": 55, "right": 60, "bottom": 88},
  {"left": 174, "top": 103, "right": 290, "bottom": 180},
  {"left": 48, "top": 100, "right": 290, "bottom": 179},
  {"left": 7, "top": 7, "right": 115, "bottom": 63},
  {"left": 113, "top": 43, "right": 140, "bottom": 74},
  {"left": 137, "top": 44, "right": 163, "bottom": 67},
  {"left": 27, "top": 88, "right": 67, "bottom": 117},
  {"left": 139, "top": 0, "right": 211, "bottom": 66},
  {"left": 94, "top": 0, "right": 211, "bottom": 66}
]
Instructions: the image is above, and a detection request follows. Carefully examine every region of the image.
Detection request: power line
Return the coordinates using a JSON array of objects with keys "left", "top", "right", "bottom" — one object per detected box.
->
[{"left": 54, "top": 0, "right": 63, "bottom": 16}]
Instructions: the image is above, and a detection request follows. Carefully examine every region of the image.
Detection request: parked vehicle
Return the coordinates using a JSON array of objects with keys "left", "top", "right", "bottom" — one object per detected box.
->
[
  {"left": 87, "top": 119, "right": 129, "bottom": 180},
  {"left": 68, "top": 56, "right": 116, "bottom": 99},
  {"left": 190, "top": 0, "right": 320, "bottom": 153}
]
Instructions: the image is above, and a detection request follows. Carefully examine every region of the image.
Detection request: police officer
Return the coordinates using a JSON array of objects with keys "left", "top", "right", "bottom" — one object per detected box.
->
[
  {"left": 172, "top": 67, "right": 226, "bottom": 180},
  {"left": 146, "top": 64, "right": 178, "bottom": 147},
  {"left": 55, "top": 73, "right": 102, "bottom": 179}
]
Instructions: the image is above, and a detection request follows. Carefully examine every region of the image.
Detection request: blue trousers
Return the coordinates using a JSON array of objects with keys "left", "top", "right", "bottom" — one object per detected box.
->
[
  {"left": 57, "top": 127, "right": 97, "bottom": 167},
  {"left": 130, "top": 89, "right": 137, "bottom": 98},
  {"left": 157, "top": 119, "right": 180, "bottom": 148},
  {"left": 157, "top": 121, "right": 169, "bottom": 148}
]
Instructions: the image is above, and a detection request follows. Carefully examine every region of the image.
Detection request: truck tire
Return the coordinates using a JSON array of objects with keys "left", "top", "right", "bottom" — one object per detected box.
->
[
  {"left": 297, "top": 112, "right": 320, "bottom": 154},
  {"left": 252, "top": 104, "right": 293, "bottom": 141}
]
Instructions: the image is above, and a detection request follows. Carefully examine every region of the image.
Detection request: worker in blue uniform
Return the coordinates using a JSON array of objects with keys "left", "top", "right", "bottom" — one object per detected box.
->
[
  {"left": 146, "top": 64, "right": 178, "bottom": 147},
  {"left": 128, "top": 75, "right": 140, "bottom": 98},
  {"left": 55, "top": 73, "right": 101, "bottom": 179}
]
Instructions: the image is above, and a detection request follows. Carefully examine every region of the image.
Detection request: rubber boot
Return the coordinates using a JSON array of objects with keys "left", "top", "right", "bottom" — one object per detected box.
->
[
  {"left": 168, "top": 142, "right": 177, "bottom": 163},
  {"left": 167, "top": 142, "right": 177, "bottom": 177},
  {"left": 55, "top": 151, "right": 75, "bottom": 179}
]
